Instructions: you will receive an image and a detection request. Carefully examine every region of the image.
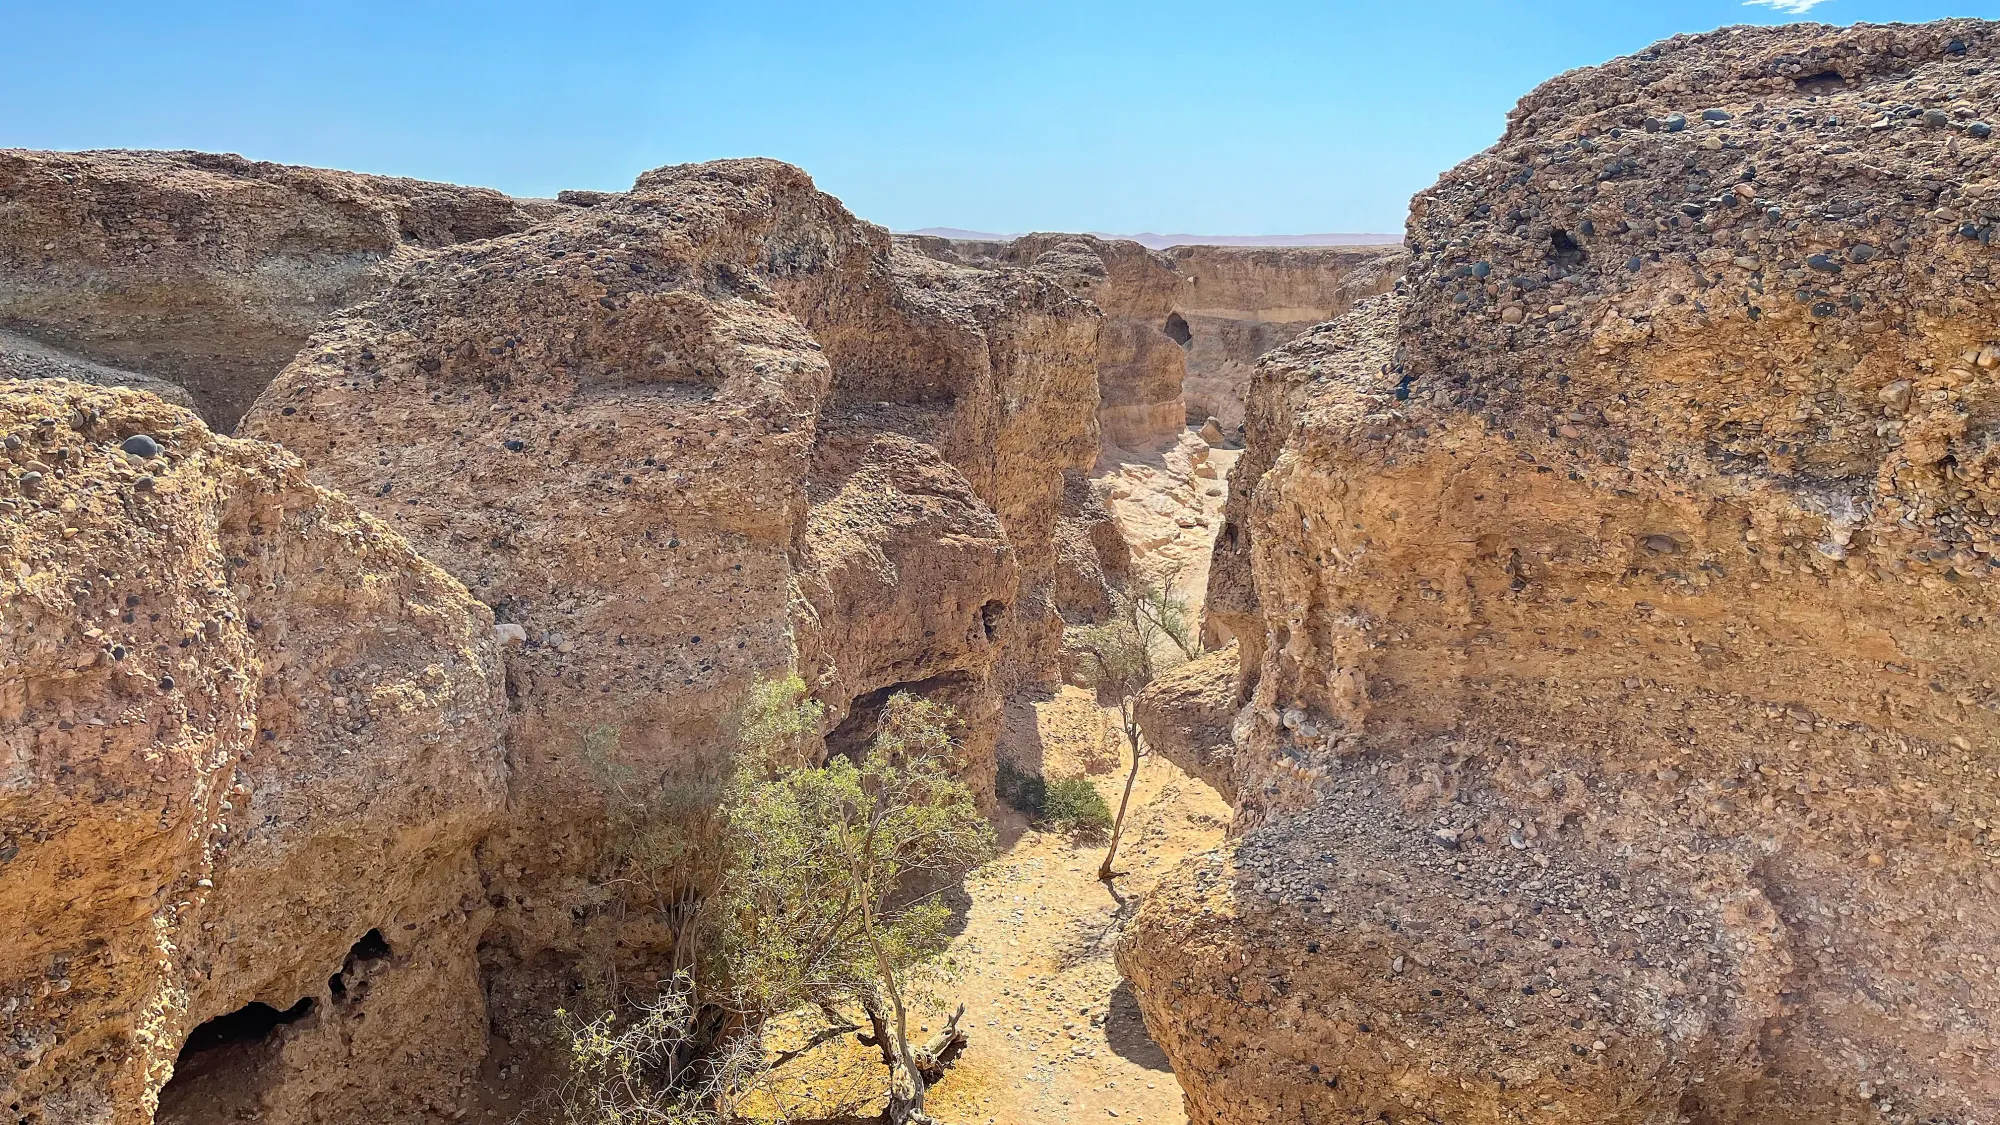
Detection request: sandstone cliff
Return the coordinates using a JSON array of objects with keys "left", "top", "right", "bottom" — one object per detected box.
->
[
  {"left": 0, "top": 149, "right": 551, "bottom": 428},
  {"left": 1168, "top": 244, "right": 1405, "bottom": 435},
  {"left": 1127, "top": 20, "right": 2000, "bottom": 1125},
  {"left": 1, "top": 384, "right": 507, "bottom": 1125},
  {"left": 905, "top": 232, "right": 1191, "bottom": 451}
]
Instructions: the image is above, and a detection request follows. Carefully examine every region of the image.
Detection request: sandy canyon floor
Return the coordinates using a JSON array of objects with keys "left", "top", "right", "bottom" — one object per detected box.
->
[{"left": 741, "top": 430, "right": 1238, "bottom": 1125}]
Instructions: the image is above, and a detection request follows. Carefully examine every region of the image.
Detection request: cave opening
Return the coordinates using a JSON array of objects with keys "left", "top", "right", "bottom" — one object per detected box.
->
[
  {"left": 1163, "top": 312, "right": 1193, "bottom": 347},
  {"left": 979, "top": 599, "right": 1005, "bottom": 641},
  {"left": 824, "top": 673, "right": 970, "bottom": 763},
  {"left": 155, "top": 997, "right": 315, "bottom": 1124},
  {"left": 1794, "top": 71, "right": 1846, "bottom": 94},
  {"left": 329, "top": 928, "right": 393, "bottom": 999}
]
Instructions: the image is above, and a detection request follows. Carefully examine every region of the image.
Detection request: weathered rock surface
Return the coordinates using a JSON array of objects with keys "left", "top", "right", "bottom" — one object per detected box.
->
[
  {"left": 1168, "top": 244, "right": 1404, "bottom": 435},
  {"left": 1133, "top": 645, "right": 1239, "bottom": 803},
  {"left": 1, "top": 383, "right": 507, "bottom": 1125},
  {"left": 241, "top": 159, "right": 1102, "bottom": 1071},
  {"left": 0, "top": 149, "right": 550, "bottom": 428},
  {"left": 1128, "top": 20, "right": 2000, "bottom": 1125},
  {"left": 0, "top": 328, "right": 195, "bottom": 409},
  {"left": 905, "top": 232, "right": 1191, "bottom": 451}
]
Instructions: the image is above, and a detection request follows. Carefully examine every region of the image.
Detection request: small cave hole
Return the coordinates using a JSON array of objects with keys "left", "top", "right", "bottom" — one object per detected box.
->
[
  {"left": 1794, "top": 71, "right": 1846, "bottom": 95},
  {"left": 1548, "top": 228, "right": 1587, "bottom": 271},
  {"left": 330, "top": 928, "right": 394, "bottom": 1000},
  {"left": 177, "top": 998, "right": 316, "bottom": 1057},
  {"left": 979, "top": 600, "right": 1006, "bottom": 641},
  {"left": 1163, "top": 312, "right": 1193, "bottom": 347},
  {"left": 824, "top": 674, "right": 970, "bottom": 763}
]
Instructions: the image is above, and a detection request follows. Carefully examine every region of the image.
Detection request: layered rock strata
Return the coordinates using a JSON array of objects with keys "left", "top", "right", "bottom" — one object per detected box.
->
[
  {"left": 1168, "top": 244, "right": 1404, "bottom": 434},
  {"left": 1, "top": 384, "right": 507, "bottom": 1125},
  {"left": 905, "top": 232, "right": 1191, "bottom": 451},
  {"left": 1128, "top": 20, "right": 2000, "bottom": 1125},
  {"left": 0, "top": 149, "right": 550, "bottom": 428}
]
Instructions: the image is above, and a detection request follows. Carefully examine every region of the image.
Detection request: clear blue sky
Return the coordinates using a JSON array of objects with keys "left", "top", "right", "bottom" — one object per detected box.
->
[{"left": 2, "top": 1, "right": 1993, "bottom": 235}]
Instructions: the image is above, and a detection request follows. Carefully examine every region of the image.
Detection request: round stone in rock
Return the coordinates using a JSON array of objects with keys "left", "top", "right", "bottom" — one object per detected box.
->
[
  {"left": 1848, "top": 244, "right": 1877, "bottom": 263},
  {"left": 1472, "top": 261, "right": 1491, "bottom": 278},
  {"left": 1806, "top": 254, "right": 1842, "bottom": 273},
  {"left": 121, "top": 434, "right": 161, "bottom": 458},
  {"left": 1665, "top": 114, "right": 1687, "bottom": 132},
  {"left": 1627, "top": 256, "right": 1644, "bottom": 273},
  {"left": 1971, "top": 123, "right": 1994, "bottom": 139},
  {"left": 1701, "top": 109, "right": 1733, "bottom": 122},
  {"left": 1924, "top": 109, "right": 1950, "bottom": 127}
]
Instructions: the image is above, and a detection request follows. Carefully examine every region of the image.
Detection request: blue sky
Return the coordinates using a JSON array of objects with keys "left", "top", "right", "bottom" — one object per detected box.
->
[{"left": 2, "top": 1, "right": 1993, "bottom": 235}]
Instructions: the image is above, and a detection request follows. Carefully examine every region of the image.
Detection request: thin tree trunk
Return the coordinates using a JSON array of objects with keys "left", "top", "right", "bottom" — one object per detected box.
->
[
  {"left": 860, "top": 879, "right": 928, "bottom": 1123},
  {"left": 1098, "top": 702, "right": 1144, "bottom": 881}
]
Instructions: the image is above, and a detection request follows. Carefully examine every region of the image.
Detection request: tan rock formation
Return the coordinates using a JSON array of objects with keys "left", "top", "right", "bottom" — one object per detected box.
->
[
  {"left": 1, "top": 383, "right": 507, "bottom": 1125},
  {"left": 0, "top": 149, "right": 550, "bottom": 428},
  {"left": 241, "top": 159, "right": 1102, "bottom": 1073},
  {"left": 903, "top": 233, "right": 1191, "bottom": 451},
  {"left": 1127, "top": 20, "right": 2000, "bottom": 1125},
  {"left": 1167, "top": 244, "right": 1405, "bottom": 435},
  {"left": 1133, "top": 645, "right": 1239, "bottom": 803}
]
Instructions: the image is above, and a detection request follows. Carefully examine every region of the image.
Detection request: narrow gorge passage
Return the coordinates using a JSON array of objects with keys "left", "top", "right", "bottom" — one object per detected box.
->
[{"left": 753, "top": 426, "right": 1238, "bottom": 1125}]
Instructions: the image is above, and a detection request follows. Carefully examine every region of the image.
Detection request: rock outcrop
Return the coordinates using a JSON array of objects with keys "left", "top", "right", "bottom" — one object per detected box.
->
[
  {"left": 1133, "top": 645, "right": 1240, "bottom": 803},
  {"left": 1168, "top": 244, "right": 1404, "bottom": 435},
  {"left": 905, "top": 233, "right": 1191, "bottom": 451},
  {"left": 1127, "top": 20, "right": 2000, "bottom": 1125},
  {"left": 1, "top": 384, "right": 507, "bottom": 1125},
  {"left": 0, "top": 149, "right": 550, "bottom": 428},
  {"left": 241, "top": 159, "right": 1102, "bottom": 1070}
]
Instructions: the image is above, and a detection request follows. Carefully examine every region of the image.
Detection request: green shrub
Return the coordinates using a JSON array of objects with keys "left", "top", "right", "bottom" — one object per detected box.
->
[
  {"left": 996, "top": 761, "right": 1111, "bottom": 839},
  {"left": 1041, "top": 777, "right": 1114, "bottom": 840}
]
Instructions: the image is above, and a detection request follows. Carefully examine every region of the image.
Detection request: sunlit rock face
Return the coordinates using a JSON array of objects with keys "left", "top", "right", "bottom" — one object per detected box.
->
[{"left": 1125, "top": 20, "right": 2000, "bottom": 1125}]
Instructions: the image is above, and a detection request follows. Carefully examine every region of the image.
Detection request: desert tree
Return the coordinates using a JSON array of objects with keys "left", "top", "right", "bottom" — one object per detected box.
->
[
  {"left": 1072, "top": 580, "right": 1198, "bottom": 881},
  {"left": 720, "top": 682, "right": 994, "bottom": 1124}
]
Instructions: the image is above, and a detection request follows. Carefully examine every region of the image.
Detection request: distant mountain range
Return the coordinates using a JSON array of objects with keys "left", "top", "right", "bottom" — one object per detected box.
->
[{"left": 903, "top": 227, "right": 1403, "bottom": 249}]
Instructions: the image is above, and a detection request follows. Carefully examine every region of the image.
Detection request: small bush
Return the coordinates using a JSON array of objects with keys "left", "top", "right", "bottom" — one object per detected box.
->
[
  {"left": 1041, "top": 777, "right": 1113, "bottom": 840},
  {"left": 996, "top": 761, "right": 1111, "bottom": 839}
]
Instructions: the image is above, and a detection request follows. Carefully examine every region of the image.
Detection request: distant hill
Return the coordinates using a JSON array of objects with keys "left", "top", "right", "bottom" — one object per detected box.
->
[{"left": 902, "top": 227, "right": 1402, "bottom": 249}]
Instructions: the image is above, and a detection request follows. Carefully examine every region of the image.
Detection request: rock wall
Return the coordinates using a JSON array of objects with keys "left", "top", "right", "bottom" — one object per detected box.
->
[
  {"left": 1167, "top": 244, "right": 1405, "bottom": 434},
  {"left": 1126, "top": 20, "right": 2000, "bottom": 1125},
  {"left": 239, "top": 158, "right": 1102, "bottom": 1084},
  {"left": 1, "top": 385, "right": 507, "bottom": 1125},
  {"left": 0, "top": 149, "right": 551, "bottom": 428},
  {"left": 904, "top": 233, "right": 1190, "bottom": 451}
]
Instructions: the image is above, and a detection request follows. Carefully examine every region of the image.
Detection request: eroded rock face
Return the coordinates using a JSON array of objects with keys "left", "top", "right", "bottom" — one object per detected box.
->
[
  {"left": 1, "top": 383, "right": 506, "bottom": 1125},
  {"left": 0, "top": 149, "right": 549, "bottom": 428},
  {"left": 903, "top": 233, "right": 1191, "bottom": 451},
  {"left": 1127, "top": 20, "right": 2000, "bottom": 1125},
  {"left": 242, "top": 159, "right": 1102, "bottom": 1057},
  {"left": 1133, "top": 645, "right": 1239, "bottom": 803},
  {"left": 1167, "top": 245, "right": 1404, "bottom": 435}
]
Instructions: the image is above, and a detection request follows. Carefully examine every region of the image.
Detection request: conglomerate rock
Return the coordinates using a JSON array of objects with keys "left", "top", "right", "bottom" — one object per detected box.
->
[
  {"left": 1, "top": 383, "right": 507, "bottom": 1125},
  {"left": 904, "top": 232, "right": 1191, "bottom": 451},
  {"left": 0, "top": 149, "right": 550, "bottom": 428},
  {"left": 1126, "top": 20, "right": 2000, "bottom": 1125}
]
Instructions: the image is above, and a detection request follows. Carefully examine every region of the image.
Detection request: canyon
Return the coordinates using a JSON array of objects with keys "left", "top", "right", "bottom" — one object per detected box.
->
[{"left": 5, "top": 15, "right": 2000, "bottom": 1125}]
